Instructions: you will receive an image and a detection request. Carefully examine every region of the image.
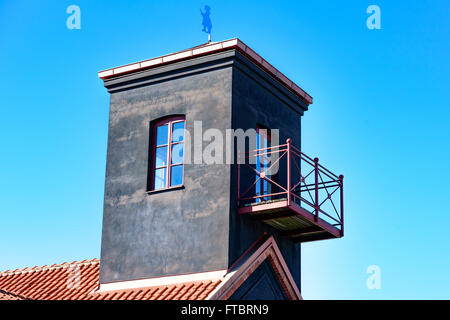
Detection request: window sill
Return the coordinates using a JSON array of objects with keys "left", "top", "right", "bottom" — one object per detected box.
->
[{"left": 146, "top": 185, "right": 185, "bottom": 195}]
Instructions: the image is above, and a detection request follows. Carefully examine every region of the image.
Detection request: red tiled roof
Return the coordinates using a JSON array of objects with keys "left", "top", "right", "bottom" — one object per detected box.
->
[
  {"left": 0, "top": 259, "right": 221, "bottom": 300},
  {"left": 0, "top": 289, "right": 27, "bottom": 300},
  {"left": 0, "top": 234, "right": 301, "bottom": 300},
  {"left": 88, "top": 280, "right": 221, "bottom": 301},
  {"left": 0, "top": 259, "right": 99, "bottom": 300}
]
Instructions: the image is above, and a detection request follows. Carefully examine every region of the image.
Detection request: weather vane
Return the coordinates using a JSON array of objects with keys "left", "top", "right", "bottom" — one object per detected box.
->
[{"left": 200, "top": 5, "right": 212, "bottom": 42}]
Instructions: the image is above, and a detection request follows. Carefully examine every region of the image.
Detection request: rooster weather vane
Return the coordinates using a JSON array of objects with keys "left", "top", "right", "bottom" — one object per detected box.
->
[{"left": 200, "top": 5, "right": 212, "bottom": 42}]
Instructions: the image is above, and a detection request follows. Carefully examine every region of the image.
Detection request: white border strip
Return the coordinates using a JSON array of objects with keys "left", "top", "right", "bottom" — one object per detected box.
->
[
  {"left": 95, "top": 269, "right": 227, "bottom": 293},
  {"left": 96, "top": 38, "right": 312, "bottom": 105},
  {"left": 97, "top": 40, "right": 234, "bottom": 79}
]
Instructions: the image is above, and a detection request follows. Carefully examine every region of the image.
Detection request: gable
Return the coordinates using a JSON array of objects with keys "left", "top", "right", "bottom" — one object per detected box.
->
[
  {"left": 229, "top": 260, "right": 288, "bottom": 300},
  {"left": 207, "top": 234, "right": 302, "bottom": 300}
]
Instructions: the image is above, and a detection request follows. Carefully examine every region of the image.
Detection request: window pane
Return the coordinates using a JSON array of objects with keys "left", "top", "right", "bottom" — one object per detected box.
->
[
  {"left": 155, "top": 146, "right": 167, "bottom": 167},
  {"left": 156, "top": 124, "right": 168, "bottom": 146},
  {"left": 170, "top": 165, "right": 183, "bottom": 186},
  {"left": 172, "top": 121, "right": 185, "bottom": 143},
  {"left": 171, "top": 143, "right": 184, "bottom": 164},
  {"left": 154, "top": 168, "right": 166, "bottom": 189}
]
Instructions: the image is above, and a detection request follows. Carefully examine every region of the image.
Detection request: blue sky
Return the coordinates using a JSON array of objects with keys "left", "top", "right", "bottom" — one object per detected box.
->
[{"left": 1, "top": 1, "right": 449, "bottom": 299}]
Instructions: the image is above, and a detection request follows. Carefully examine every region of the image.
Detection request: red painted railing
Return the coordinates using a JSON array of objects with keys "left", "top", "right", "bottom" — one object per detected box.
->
[{"left": 237, "top": 139, "right": 344, "bottom": 235}]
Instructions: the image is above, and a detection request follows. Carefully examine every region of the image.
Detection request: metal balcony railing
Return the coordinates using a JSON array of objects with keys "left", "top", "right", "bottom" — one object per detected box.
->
[{"left": 237, "top": 139, "right": 344, "bottom": 239}]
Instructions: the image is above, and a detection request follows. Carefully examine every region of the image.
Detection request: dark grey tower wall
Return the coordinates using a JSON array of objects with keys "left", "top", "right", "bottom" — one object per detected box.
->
[
  {"left": 99, "top": 49, "right": 310, "bottom": 287},
  {"left": 100, "top": 58, "right": 233, "bottom": 283},
  {"left": 229, "top": 52, "right": 308, "bottom": 289}
]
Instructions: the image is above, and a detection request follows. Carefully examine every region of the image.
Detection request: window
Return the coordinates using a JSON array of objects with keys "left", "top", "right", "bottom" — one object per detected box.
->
[
  {"left": 256, "top": 125, "right": 271, "bottom": 202},
  {"left": 150, "top": 116, "right": 185, "bottom": 191}
]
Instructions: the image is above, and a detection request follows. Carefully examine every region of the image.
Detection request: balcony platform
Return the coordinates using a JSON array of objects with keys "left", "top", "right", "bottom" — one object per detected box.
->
[
  {"left": 238, "top": 199, "right": 342, "bottom": 243},
  {"left": 237, "top": 139, "right": 344, "bottom": 243}
]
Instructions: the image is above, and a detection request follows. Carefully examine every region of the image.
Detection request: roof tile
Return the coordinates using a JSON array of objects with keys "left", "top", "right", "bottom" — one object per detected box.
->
[
  {"left": 1, "top": 259, "right": 222, "bottom": 300},
  {"left": 0, "top": 235, "right": 300, "bottom": 300}
]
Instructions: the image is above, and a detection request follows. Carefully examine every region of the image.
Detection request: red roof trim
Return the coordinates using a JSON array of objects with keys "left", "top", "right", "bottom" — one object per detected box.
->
[
  {"left": 206, "top": 233, "right": 302, "bottom": 300},
  {"left": 98, "top": 38, "right": 313, "bottom": 105}
]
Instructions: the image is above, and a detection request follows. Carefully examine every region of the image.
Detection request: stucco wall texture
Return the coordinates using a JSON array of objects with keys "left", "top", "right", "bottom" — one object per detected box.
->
[
  {"left": 100, "top": 67, "right": 232, "bottom": 283},
  {"left": 99, "top": 50, "right": 308, "bottom": 288}
]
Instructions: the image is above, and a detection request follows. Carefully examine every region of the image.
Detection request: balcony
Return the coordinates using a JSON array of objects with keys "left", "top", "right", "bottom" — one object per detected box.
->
[{"left": 237, "top": 139, "right": 344, "bottom": 243}]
